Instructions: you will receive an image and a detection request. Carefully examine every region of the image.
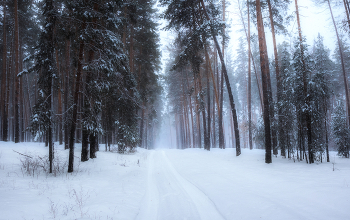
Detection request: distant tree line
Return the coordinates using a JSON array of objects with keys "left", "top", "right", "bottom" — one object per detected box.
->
[{"left": 162, "top": 0, "right": 350, "bottom": 163}]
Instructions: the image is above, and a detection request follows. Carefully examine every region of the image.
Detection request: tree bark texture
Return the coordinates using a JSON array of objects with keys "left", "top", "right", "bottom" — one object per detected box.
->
[
  {"left": 2, "top": 1, "right": 8, "bottom": 142},
  {"left": 267, "top": 0, "right": 279, "bottom": 156},
  {"left": 247, "top": 0, "right": 252, "bottom": 150},
  {"left": 68, "top": 20, "right": 86, "bottom": 173},
  {"left": 256, "top": 0, "right": 272, "bottom": 163},
  {"left": 14, "top": 0, "right": 20, "bottom": 143}
]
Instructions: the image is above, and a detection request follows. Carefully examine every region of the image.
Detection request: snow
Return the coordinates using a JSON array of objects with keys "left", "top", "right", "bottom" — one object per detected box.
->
[{"left": 0, "top": 142, "right": 349, "bottom": 220}]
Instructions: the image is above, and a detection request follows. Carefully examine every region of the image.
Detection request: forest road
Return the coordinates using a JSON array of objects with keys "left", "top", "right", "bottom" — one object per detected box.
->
[{"left": 135, "top": 150, "right": 225, "bottom": 220}]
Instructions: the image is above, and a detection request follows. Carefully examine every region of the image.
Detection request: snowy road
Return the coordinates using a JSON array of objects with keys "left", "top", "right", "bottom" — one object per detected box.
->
[
  {"left": 1, "top": 143, "right": 349, "bottom": 220},
  {"left": 136, "top": 150, "right": 225, "bottom": 220}
]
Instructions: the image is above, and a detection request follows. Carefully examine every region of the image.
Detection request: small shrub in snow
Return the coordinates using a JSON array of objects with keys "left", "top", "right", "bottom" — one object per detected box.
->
[
  {"left": 18, "top": 150, "right": 67, "bottom": 177},
  {"left": 69, "top": 187, "right": 90, "bottom": 218},
  {"left": 48, "top": 199, "right": 59, "bottom": 219},
  {"left": 110, "top": 145, "right": 137, "bottom": 154}
]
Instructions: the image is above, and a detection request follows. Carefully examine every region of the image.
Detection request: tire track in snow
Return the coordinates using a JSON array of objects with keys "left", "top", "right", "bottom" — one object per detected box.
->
[
  {"left": 136, "top": 150, "right": 225, "bottom": 220},
  {"left": 135, "top": 151, "right": 159, "bottom": 220},
  {"left": 161, "top": 150, "right": 225, "bottom": 220}
]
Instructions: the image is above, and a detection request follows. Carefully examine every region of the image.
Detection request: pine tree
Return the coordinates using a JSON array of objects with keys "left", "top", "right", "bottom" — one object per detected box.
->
[
  {"left": 28, "top": 0, "right": 57, "bottom": 173},
  {"left": 256, "top": 0, "right": 273, "bottom": 163},
  {"left": 292, "top": 36, "right": 313, "bottom": 163},
  {"left": 310, "top": 34, "right": 332, "bottom": 162},
  {"left": 277, "top": 41, "right": 296, "bottom": 158},
  {"left": 333, "top": 100, "right": 350, "bottom": 158},
  {"left": 133, "top": 0, "right": 162, "bottom": 149}
]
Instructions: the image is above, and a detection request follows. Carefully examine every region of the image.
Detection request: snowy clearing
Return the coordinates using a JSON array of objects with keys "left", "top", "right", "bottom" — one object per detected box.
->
[{"left": 0, "top": 142, "right": 349, "bottom": 220}]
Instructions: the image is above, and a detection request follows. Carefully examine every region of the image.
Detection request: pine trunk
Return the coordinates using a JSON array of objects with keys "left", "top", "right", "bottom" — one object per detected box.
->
[
  {"left": 247, "top": 0, "right": 252, "bottom": 150},
  {"left": 46, "top": 0, "right": 56, "bottom": 173},
  {"left": 81, "top": 126, "right": 89, "bottom": 162},
  {"left": 64, "top": 37, "right": 70, "bottom": 150},
  {"left": 344, "top": 0, "right": 350, "bottom": 31},
  {"left": 90, "top": 133, "right": 97, "bottom": 158},
  {"left": 267, "top": 0, "right": 279, "bottom": 156},
  {"left": 68, "top": 21, "right": 86, "bottom": 173},
  {"left": 186, "top": 71, "right": 196, "bottom": 148},
  {"left": 140, "top": 105, "right": 145, "bottom": 148},
  {"left": 55, "top": 46, "right": 63, "bottom": 145},
  {"left": 197, "top": 75, "right": 208, "bottom": 150},
  {"left": 238, "top": 0, "right": 263, "bottom": 110},
  {"left": 206, "top": 53, "right": 211, "bottom": 151},
  {"left": 256, "top": 0, "right": 272, "bottom": 163},
  {"left": 14, "top": 0, "right": 20, "bottom": 143},
  {"left": 328, "top": 0, "right": 350, "bottom": 128},
  {"left": 195, "top": 79, "right": 202, "bottom": 148},
  {"left": 218, "top": 63, "right": 224, "bottom": 149},
  {"left": 2, "top": 1, "right": 8, "bottom": 142}
]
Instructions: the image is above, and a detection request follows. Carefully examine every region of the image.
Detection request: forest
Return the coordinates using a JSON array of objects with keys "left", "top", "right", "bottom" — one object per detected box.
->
[{"left": 1, "top": 0, "right": 350, "bottom": 175}]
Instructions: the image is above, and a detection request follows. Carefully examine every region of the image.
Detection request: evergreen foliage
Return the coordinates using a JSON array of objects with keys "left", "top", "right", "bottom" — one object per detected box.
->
[
  {"left": 333, "top": 101, "right": 350, "bottom": 158},
  {"left": 309, "top": 34, "right": 333, "bottom": 161},
  {"left": 277, "top": 41, "right": 296, "bottom": 158}
]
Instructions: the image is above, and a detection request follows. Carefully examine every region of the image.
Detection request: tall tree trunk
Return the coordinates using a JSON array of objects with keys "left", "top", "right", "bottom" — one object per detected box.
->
[
  {"left": 84, "top": 2, "right": 99, "bottom": 160},
  {"left": 200, "top": 0, "right": 241, "bottom": 156},
  {"left": 256, "top": 0, "right": 272, "bottom": 163},
  {"left": 344, "top": 0, "right": 350, "bottom": 31},
  {"left": 130, "top": 23, "right": 134, "bottom": 74},
  {"left": 328, "top": 0, "right": 350, "bottom": 127},
  {"left": 206, "top": 52, "right": 211, "bottom": 151},
  {"left": 64, "top": 38, "right": 70, "bottom": 150},
  {"left": 181, "top": 70, "right": 190, "bottom": 148},
  {"left": 218, "top": 68, "right": 225, "bottom": 149},
  {"left": 205, "top": 48, "right": 220, "bottom": 149},
  {"left": 295, "top": 0, "right": 313, "bottom": 163},
  {"left": 2, "top": 1, "right": 8, "bottom": 142},
  {"left": 20, "top": 71, "right": 23, "bottom": 142},
  {"left": 81, "top": 123, "right": 89, "bottom": 161},
  {"left": 194, "top": 77, "right": 201, "bottom": 148},
  {"left": 44, "top": 0, "right": 56, "bottom": 173},
  {"left": 186, "top": 71, "right": 196, "bottom": 148},
  {"left": 325, "top": 105, "right": 329, "bottom": 162},
  {"left": 222, "top": 0, "right": 225, "bottom": 58},
  {"left": 55, "top": 46, "right": 63, "bottom": 145},
  {"left": 247, "top": 0, "right": 252, "bottom": 150},
  {"left": 68, "top": 21, "right": 86, "bottom": 173},
  {"left": 197, "top": 74, "right": 208, "bottom": 150},
  {"left": 238, "top": 0, "right": 263, "bottom": 110},
  {"left": 90, "top": 132, "right": 97, "bottom": 158},
  {"left": 205, "top": 48, "right": 220, "bottom": 116},
  {"left": 14, "top": 0, "right": 20, "bottom": 143},
  {"left": 267, "top": 0, "right": 279, "bottom": 156},
  {"left": 140, "top": 105, "right": 145, "bottom": 148},
  {"left": 8, "top": 42, "right": 12, "bottom": 141},
  {"left": 123, "top": 6, "right": 127, "bottom": 52}
]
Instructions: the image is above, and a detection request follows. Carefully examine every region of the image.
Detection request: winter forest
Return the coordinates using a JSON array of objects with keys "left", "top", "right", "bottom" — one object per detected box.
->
[{"left": 1, "top": 0, "right": 350, "bottom": 219}]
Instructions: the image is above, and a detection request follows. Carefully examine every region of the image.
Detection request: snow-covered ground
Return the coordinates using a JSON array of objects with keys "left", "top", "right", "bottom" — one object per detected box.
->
[{"left": 0, "top": 142, "right": 349, "bottom": 220}]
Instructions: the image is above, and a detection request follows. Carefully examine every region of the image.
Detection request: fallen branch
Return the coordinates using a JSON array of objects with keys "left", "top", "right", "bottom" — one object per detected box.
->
[{"left": 13, "top": 150, "right": 33, "bottom": 158}]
